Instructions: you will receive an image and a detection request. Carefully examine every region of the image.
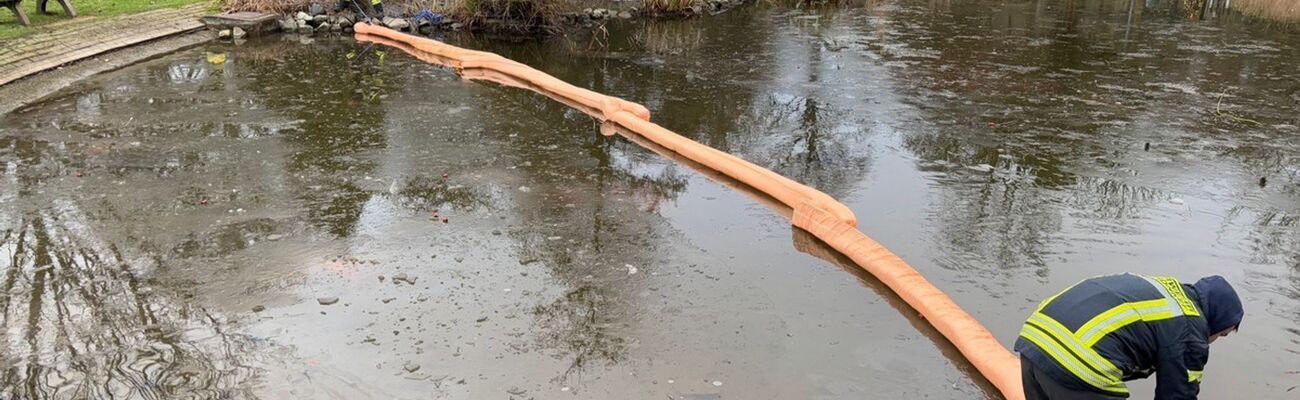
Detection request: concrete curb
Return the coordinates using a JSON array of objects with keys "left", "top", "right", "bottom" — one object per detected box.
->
[
  {"left": 0, "top": 4, "right": 209, "bottom": 88},
  {"left": 0, "top": 30, "right": 214, "bottom": 115}
]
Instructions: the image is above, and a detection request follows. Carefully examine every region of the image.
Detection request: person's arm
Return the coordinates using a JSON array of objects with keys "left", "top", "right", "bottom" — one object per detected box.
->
[{"left": 1154, "top": 336, "right": 1209, "bottom": 400}]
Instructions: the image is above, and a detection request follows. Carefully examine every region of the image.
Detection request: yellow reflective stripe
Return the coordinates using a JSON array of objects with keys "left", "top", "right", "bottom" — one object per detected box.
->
[
  {"left": 1077, "top": 300, "right": 1165, "bottom": 334},
  {"left": 1077, "top": 299, "right": 1174, "bottom": 346},
  {"left": 1026, "top": 320, "right": 1116, "bottom": 384},
  {"left": 1030, "top": 313, "right": 1123, "bottom": 380},
  {"left": 1149, "top": 276, "right": 1201, "bottom": 316},
  {"left": 1188, "top": 370, "right": 1203, "bottom": 383},
  {"left": 1019, "top": 325, "right": 1129, "bottom": 394},
  {"left": 1019, "top": 327, "right": 1107, "bottom": 389},
  {"left": 1079, "top": 309, "right": 1141, "bottom": 346},
  {"left": 1141, "top": 309, "right": 1176, "bottom": 321}
]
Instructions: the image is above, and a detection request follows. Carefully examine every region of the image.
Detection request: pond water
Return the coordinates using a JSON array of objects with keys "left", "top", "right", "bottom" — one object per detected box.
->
[{"left": 2, "top": 1, "right": 1298, "bottom": 399}]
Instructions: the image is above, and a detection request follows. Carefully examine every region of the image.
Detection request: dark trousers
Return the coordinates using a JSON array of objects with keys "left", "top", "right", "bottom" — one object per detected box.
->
[{"left": 1021, "top": 356, "right": 1127, "bottom": 400}]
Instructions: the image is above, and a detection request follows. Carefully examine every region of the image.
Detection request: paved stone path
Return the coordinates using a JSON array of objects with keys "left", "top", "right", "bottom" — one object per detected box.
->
[{"left": 0, "top": 4, "right": 207, "bottom": 87}]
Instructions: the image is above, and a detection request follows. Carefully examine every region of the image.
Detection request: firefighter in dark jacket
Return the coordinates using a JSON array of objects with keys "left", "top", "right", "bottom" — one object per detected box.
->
[{"left": 1015, "top": 274, "right": 1243, "bottom": 400}]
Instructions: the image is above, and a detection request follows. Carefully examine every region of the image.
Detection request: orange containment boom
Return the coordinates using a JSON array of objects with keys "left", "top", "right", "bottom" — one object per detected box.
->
[{"left": 354, "top": 23, "right": 1025, "bottom": 400}]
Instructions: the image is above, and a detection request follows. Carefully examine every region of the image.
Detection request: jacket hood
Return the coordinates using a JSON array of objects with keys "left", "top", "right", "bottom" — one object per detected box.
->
[{"left": 1193, "top": 275, "right": 1243, "bottom": 334}]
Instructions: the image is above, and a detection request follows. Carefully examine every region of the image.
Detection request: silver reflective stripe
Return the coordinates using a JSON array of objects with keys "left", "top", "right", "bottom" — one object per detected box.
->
[{"left": 1140, "top": 275, "right": 1185, "bottom": 318}]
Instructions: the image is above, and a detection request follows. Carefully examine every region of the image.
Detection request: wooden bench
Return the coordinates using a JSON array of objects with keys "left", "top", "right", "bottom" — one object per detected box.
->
[{"left": 3, "top": 0, "right": 76, "bottom": 26}]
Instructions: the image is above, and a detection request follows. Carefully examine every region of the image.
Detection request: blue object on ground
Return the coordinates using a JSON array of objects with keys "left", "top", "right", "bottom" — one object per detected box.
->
[{"left": 413, "top": 10, "right": 444, "bottom": 24}]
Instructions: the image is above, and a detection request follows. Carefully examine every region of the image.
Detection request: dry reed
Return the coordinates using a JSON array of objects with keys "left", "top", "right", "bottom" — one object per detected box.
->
[
  {"left": 643, "top": 0, "right": 695, "bottom": 14},
  {"left": 1232, "top": 0, "right": 1300, "bottom": 21},
  {"left": 222, "top": 0, "right": 315, "bottom": 13},
  {"left": 442, "top": 0, "right": 561, "bottom": 32}
]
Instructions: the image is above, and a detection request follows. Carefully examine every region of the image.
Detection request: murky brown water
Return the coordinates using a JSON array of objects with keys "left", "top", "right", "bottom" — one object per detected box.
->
[{"left": 2, "top": 1, "right": 1298, "bottom": 399}]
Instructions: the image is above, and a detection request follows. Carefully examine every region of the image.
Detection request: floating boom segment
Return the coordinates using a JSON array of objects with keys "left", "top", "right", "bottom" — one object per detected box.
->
[{"left": 354, "top": 23, "right": 1024, "bottom": 400}]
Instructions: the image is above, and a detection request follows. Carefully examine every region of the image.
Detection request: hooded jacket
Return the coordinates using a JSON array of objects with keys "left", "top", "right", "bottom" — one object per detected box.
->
[{"left": 1015, "top": 273, "right": 1242, "bottom": 399}]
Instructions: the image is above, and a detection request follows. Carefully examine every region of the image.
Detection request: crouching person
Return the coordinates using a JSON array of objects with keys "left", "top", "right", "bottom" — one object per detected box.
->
[{"left": 1016, "top": 274, "right": 1243, "bottom": 399}]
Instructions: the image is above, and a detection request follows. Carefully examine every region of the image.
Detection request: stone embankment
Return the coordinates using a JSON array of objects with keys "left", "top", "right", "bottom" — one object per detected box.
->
[{"left": 213, "top": 0, "right": 751, "bottom": 38}]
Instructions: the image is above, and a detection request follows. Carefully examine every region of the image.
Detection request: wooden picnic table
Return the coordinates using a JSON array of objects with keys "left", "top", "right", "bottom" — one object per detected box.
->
[{"left": 3, "top": 0, "right": 77, "bottom": 26}]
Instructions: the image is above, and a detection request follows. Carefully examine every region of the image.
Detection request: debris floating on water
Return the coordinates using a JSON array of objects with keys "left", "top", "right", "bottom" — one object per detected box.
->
[{"left": 393, "top": 273, "right": 417, "bottom": 285}]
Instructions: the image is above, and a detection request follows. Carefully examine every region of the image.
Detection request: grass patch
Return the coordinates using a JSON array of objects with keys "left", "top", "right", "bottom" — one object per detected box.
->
[{"left": 0, "top": 0, "right": 211, "bottom": 40}]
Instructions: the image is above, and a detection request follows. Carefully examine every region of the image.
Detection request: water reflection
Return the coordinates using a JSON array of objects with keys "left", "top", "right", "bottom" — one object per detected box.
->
[
  {"left": 631, "top": 20, "right": 704, "bottom": 55},
  {"left": 241, "top": 41, "right": 399, "bottom": 237},
  {"left": 0, "top": 1, "right": 1297, "bottom": 398},
  {"left": 1, "top": 209, "right": 258, "bottom": 400},
  {"left": 501, "top": 135, "right": 689, "bottom": 377},
  {"left": 432, "top": 20, "right": 890, "bottom": 380},
  {"left": 168, "top": 62, "right": 212, "bottom": 84},
  {"left": 531, "top": 286, "right": 627, "bottom": 378},
  {"left": 849, "top": 0, "right": 1300, "bottom": 280}
]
